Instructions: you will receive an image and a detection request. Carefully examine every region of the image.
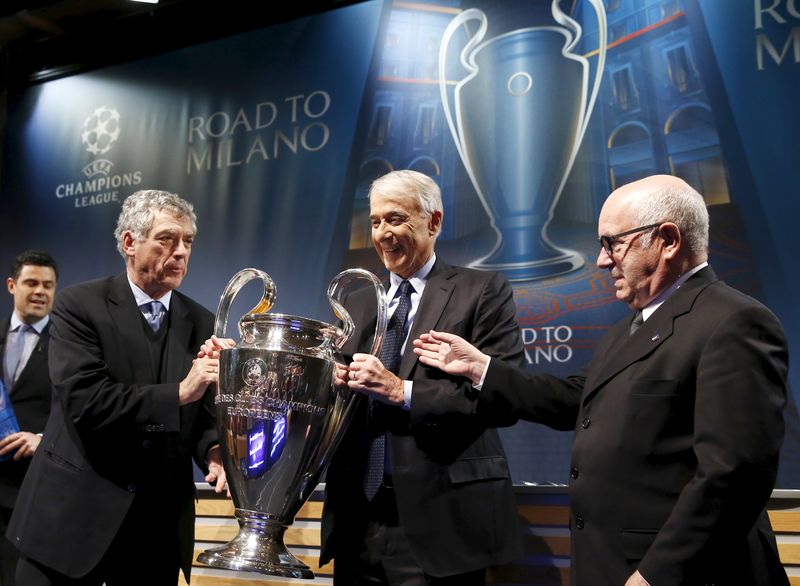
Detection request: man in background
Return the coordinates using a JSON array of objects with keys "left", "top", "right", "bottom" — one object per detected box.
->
[
  {"left": 322, "top": 170, "right": 525, "bottom": 585},
  {"left": 0, "top": 250, "right": 58, "bottom": 586},
  {"left": 8, "top": 190, "right": 227, "bottom": 585},
  {"left": 414, "top": 175, "right": 789, "bottom": 586}
]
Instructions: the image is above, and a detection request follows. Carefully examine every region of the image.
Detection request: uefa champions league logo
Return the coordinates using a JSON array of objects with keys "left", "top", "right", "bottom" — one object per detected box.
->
[
  {"left": 81, "top": 106, "right": 121, "bottom": 156},
  {"left": 54, "top": 104, "right": 143, "bottom": 207},
  {"left": 243, "top": 358, "right": 268, "bottom": 388}
]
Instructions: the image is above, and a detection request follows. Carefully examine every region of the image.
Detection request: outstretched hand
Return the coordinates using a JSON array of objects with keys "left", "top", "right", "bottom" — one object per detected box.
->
[{"left": 412, "top": 330, "right": 490, "bottom": 386}]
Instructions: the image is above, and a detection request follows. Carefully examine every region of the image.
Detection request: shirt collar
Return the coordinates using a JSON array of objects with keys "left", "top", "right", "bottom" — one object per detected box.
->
[
  {"left": 642, "top": 262, "right": 708, "bottom": 321},
  {"left": 10, "top": 312, "right": 49, "bottom": 334},
  {"left": 388, "top": 253, "right": 436, "bottom": 297},
  {"left": 128, "top": 277, "right": 172, "bottom": 310}
]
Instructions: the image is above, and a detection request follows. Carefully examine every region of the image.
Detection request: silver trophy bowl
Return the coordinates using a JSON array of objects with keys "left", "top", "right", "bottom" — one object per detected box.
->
[{"left": 198, "top": 268, "right": 387, "bottom": 578}]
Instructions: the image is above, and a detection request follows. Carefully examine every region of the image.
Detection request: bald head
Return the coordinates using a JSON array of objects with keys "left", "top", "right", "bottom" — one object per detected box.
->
[
  {"left": 610, "top": 174, "right": 689, "bottom": 204},
  {"left": 596, "top": 175, "right": 710, "bottom": 309},
  {"left": 607, "top": 175, "right": 709, "bottom": 263}
]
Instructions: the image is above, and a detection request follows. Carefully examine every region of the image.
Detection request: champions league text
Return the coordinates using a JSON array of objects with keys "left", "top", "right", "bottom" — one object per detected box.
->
[{"left": 55, "top": 171, "right": 143, "bottom": 207}]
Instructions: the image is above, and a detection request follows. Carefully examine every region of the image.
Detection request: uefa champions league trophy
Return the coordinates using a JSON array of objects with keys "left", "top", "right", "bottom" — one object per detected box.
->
[
  {"left": 439, "top": 0, "right": 607, "bottom": 281},
  {"left": 198, "top": 268, "right": 387, "bottom": 578}
]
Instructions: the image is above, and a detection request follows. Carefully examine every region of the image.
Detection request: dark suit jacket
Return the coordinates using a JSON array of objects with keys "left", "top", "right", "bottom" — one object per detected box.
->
[
  {"left": 321, "top": 260, "right": 525, "bottom": 577},
  {"left": 480, "top": 267, "right": 789, "bottom": 586},
  {"left": 7, "top": 274, "right": 217, "bottom": 580},
  {"left": 0, "top": 318, "right": 53, "bottom": 508}
]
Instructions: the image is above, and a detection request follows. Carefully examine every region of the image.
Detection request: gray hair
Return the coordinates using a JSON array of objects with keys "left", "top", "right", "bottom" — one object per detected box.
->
[
  {"left": 369, "top": 170, "right": 443, "bottom": 236},
  {"left": 114, "top": 190, "right": 197, "bottom": 259},
  {"left": 634, "top": 183, "right": 709, "bottom": 259}
]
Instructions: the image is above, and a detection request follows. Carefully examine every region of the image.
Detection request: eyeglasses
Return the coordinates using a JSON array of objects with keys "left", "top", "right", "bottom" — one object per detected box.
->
[{"left": 598, "top": 223, "right": 661, "bottom": 257}]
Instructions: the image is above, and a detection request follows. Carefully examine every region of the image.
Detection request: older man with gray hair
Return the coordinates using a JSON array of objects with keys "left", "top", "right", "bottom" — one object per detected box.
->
[
  {"left": 8, "top": 189, "right": 226, "bottom": 586},
  {"left": 319, "top": 170, "right": 525, "bottom": 585},
  {"left": 414, "top": 175, "right": 790, "bottom": 586}
]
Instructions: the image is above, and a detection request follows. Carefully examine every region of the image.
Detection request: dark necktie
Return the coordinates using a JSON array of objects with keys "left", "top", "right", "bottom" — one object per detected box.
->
[
  {"left": 364, "top": 280, "right": 413, "bottom": 500},
  {"left": 629, "top": 310, "right": 644, "bottom": 336},
  {"left": 141, "top": 300, "right": 166, "bottom": 332}
]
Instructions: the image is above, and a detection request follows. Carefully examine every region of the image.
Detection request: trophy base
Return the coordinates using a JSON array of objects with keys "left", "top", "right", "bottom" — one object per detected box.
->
[
  {"left": 470, "top": 249, "right": 584, "bottom": 282},
  {"left": 197, "top": 520, "right": 314, "bottom": 579}
]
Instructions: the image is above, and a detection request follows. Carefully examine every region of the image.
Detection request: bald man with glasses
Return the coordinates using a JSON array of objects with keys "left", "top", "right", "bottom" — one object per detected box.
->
[{"left": 414, "top": 175, "right": 789, "bottom": 586}]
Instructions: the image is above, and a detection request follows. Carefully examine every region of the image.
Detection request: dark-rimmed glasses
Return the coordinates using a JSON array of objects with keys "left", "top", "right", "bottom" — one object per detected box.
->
[{"left": 598, "top": 223, "right": 661, "bottom": 257}]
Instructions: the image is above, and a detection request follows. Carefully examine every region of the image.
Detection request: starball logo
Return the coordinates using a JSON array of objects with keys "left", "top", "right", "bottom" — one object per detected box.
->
[
  {"left": 81, "top": 106, "right": 120, "bottom": 156},
  {"left": 54, "top": 105, "right": 144, "bottom": 208}
]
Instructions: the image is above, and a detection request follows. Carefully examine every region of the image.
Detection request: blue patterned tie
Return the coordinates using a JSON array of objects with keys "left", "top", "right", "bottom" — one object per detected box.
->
[
  {"left": 364, "top": 280, "right": 413, "bottom": 500},
  {"left": 141, "top": 301, "right": 166, "bottom": 332}
]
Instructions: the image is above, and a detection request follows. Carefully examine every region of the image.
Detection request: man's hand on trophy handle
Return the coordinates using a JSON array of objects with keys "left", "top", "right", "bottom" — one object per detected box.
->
[
  {"left": 198, "top": 335, "right": 236, "bottom": 359},
  {"left": 347, "top": 353, "right": 404, "bottom": 406},
  {"left": 333, "top": 362, "right": 349, "bottom": 387},
  {"left": 413, "top": 330, "right": 489, "bottom": 387}
]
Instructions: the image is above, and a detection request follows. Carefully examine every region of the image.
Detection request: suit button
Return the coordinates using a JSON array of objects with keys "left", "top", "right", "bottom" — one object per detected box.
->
[
  {"left": 127, "top": 484, "right": 137, "bottom": 493},
  {"left": 575, "top": 515, "right": 584, "bottom": 530},
  {"left": 570, "top": 466, "right": 579, "bottom": 479},
  {"left": 581, "top": 418, "right": 591, "bottom": 429},
  {"left": 142, "top": 440, "right": 152, "bottom": 449}
]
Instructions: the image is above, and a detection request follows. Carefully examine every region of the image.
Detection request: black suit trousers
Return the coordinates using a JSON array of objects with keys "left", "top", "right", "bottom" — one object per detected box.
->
[{"left": 16, "top": 490, "right": 180, "bottom": 586}]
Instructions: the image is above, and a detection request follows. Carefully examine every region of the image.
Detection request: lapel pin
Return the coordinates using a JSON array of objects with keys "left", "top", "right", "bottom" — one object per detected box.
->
[{"left": 651, "top": 333, "right": 660, "bottom": 342}]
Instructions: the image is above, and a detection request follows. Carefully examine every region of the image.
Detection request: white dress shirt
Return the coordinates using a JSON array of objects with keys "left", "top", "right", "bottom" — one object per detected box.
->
[{"left": 385, "top": 253, "right": 436, "bottom": 409}]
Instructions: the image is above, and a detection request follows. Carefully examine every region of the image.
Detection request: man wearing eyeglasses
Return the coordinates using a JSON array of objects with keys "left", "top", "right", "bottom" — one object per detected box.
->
[{"left": 413, "top": 175, "right": 789, "bottom": 586}]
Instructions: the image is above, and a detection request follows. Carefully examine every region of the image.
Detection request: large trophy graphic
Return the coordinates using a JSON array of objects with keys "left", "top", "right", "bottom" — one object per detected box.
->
[
  {"left": 439, "top": 0, "right": 607, "bottom": 281},
  {"left": 198, "top": 268, "right": 387, "bottom": 578}
]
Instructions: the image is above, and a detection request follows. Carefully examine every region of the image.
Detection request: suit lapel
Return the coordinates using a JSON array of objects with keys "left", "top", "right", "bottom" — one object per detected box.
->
[
  {"left": 582, "top": 309, "right": 675, "bottom": 404},
  {"left": 582, "top": 267, "right": 718, "bottom": 404},
  {"left": 108, "top": 274, "right": 156, "bottom": 383},
  {"left": 398, "top": 261, "right": 455, "bottom": 380}
]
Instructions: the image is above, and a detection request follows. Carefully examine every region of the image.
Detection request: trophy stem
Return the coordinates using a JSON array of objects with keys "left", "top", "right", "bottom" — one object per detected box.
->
[
  {"left": 470, "top": 224, "right": 585, "bottom": 282},
  {"left": 197, "top": 509, "right": 314, "bottom": 579}
]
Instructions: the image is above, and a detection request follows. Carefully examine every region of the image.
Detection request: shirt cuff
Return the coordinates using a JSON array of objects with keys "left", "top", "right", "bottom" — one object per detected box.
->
[
  {"left": 474, "top": 357, "right": 491, "bottom": 391},
  {"left": 402, "top": 380, "right": 413, "bottom": 410}
]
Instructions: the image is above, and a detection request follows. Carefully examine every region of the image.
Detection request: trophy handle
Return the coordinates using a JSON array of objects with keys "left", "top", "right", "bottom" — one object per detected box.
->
[
  {"left": 327, "top": 269, "right": 388, "bottom": 356},
  {"left": 552, "top": 0, "right": 607, "bottom": 149},
  {"left": 438, "top": 8, "right": 488, "bottom": 170},
  {"left": 214, "top": 268, "right": 277, "bottom": 339}
]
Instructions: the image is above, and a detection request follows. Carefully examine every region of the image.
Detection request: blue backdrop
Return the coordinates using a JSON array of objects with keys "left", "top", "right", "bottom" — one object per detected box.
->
[{"left": 2, "top": 0, "right": 798, "bottom": 485}]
